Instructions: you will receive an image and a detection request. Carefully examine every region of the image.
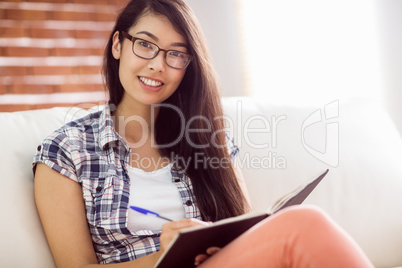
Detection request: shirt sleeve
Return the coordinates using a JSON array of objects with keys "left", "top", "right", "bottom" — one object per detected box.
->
[
  {"left": 32, "top": 130, "right": 79, "bottom": 183},
  {"left": 225, "top": 132, "right": 239, "bottom": 163}
]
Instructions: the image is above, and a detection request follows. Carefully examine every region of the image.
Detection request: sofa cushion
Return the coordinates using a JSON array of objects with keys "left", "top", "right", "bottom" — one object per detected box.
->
[
  {"left": 222, "top": 97, "right": 402, "bottom": 268},
  {"left": 0, "top": 106, "right": 91, "bottom": 268}
]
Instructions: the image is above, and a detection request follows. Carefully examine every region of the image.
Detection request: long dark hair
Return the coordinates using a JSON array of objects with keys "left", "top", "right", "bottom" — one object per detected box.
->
[{"left": 103, "top": 0, "right": 249, "bottom": 221}]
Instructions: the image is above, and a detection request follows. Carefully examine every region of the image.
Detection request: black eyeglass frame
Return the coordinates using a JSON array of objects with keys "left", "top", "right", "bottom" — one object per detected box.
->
[{"left": 121, "top": 31, "right": 192, "bottom": 70}]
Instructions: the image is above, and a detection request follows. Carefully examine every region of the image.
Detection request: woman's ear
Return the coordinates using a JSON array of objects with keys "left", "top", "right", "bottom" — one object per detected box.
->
[{"left": 112, "top": 31, "right": 121, "bottom": 60}]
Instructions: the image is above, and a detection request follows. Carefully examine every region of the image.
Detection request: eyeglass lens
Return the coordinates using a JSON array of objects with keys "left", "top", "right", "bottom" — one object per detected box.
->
[{"left": 133, "top": 39, "right": 190, "bottom": 69}]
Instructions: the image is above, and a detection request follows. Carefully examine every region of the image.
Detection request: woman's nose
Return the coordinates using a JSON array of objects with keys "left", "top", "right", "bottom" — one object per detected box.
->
[{"left": 147, "top": 51, "right": 166, "bottom": 72}]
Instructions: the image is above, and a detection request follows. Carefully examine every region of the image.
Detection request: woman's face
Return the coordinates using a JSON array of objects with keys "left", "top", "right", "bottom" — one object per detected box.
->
[{"left": 112, "top": 13, "right": 188, "bottom": 110}]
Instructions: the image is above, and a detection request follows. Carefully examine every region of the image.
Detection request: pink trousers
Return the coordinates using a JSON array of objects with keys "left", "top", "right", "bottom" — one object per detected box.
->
[{"left": 200, "top": 206, "right": 373, "bottom": 268}]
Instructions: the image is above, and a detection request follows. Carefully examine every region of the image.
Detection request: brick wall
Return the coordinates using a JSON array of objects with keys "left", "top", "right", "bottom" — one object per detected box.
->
[{"left": 0, "top": 0, "right": 128, "bottom": 112}]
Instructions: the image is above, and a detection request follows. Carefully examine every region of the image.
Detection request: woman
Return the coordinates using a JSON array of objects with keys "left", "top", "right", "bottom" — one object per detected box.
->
[{"left": 34, "top": 0, "right": 373, "bottom": 267}]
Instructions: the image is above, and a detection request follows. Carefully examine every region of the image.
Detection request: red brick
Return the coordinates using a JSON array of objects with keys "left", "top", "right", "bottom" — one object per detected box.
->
[
  {"left": 56, "top": 83, "right": 103, "bottom": 93},
  {"left": 75, "top": 29, "right": 110, "bottom": 39},
  {"left": 25, "top": 67, "right": 34, "bottom": 75},
  {"left": 73, "top": 0, "right": 110, "bottom": 5},
  {"left": 75, "top": 65, "right": 101, "bottom": 75},
  {"left": 107, "top": 0, "right": 128, "bottom": 7},
  {"left": 32, "top": 66, "right": 73, "bottom": 76},
  {"left": 28, "top": 27, "right": 110, "bottom": 40},
  {"left": 0, "top": 26, "right": 25, "bottom": 38},
  {"left": 29, "top": 27, "right": 75, "bottom": 39},
  {"left": 49, "top": 10, "right": 116, "bottom": 23},
  {"left": 93, "top": 12, "right": 117, "bottom": 22},
  {"left": 4, "top": 46, "right": 50, "bottom": 57},
  {"left": 90, "top": 48, "right": 105, "bottom": 56},
  {"left": 5, "top": 9, "right": 47, "bottom": 20},
  {"left": 53, "top": 47, "right": 94, "bottom": 57},
  {"left": 11, "top": 84, "right": 56, "bottom": 94},
  {"left": 0, "top": 104, "right": 32, "bottom": 113},
  {"left": 0, "top": 84, "right": 8, "bottom": 94},
  {"left": 0, "top": 66, "right": 28, "bottom": 76},
  {"left": 49, "top": 10, "right": 93, "bottom": 21},
  {"left": 26, "top": 0, "right": 67, "bottom": 3}
]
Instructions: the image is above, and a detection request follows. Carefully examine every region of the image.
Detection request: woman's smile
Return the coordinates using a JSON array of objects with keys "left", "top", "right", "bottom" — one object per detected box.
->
[{"left": 138, "top": 76, "right": 164, "bottom": 92}]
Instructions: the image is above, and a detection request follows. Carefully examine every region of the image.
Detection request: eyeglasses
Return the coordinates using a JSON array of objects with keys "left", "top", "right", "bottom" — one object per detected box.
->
[{"left": 121, "top": 31, "right": 192, "bottom": 70}]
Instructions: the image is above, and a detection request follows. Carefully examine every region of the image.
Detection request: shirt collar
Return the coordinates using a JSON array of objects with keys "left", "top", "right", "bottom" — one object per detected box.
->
[{"left": 98, "top": 102, "right": 129, "bottom": 152}]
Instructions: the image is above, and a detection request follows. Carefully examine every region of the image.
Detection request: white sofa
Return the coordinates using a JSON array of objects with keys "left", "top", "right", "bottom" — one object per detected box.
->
[{"left": 1, "top": 97, "right": 401, "bottom": 267}]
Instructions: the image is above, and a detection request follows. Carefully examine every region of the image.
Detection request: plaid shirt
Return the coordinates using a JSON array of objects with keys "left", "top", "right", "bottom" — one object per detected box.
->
[{"left": 33, "top": 103, "right": 238, "bottom": 264}]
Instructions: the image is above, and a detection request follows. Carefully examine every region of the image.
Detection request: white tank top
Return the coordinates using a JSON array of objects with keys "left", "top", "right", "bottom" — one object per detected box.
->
[{"left": 126, "top": 163, "right": 185, "bottom": 232}]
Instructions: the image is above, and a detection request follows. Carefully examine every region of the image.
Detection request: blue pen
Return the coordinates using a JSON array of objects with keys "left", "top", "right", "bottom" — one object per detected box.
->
[{"left": 130, "top": 206, "right": 174, "bottom": 222}]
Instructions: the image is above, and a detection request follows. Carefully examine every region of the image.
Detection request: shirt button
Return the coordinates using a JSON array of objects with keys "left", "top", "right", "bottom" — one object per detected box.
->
[
  {"left": 37, "top": 145, "right": 41, "bottom": 151},
  {"left": 96, "top": 186, "right": 102, "bottom": 193},
  {"left": 185, "top": 200, "right": 192, "bottom": 206}
]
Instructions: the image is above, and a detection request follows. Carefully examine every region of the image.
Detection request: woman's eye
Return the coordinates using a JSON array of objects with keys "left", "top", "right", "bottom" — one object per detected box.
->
[
  {"left": 170, "top": 51, "right": 185, "bottom": 58},
  {"left": 139, "top": 41, "right": 153, "bottom": 49}
]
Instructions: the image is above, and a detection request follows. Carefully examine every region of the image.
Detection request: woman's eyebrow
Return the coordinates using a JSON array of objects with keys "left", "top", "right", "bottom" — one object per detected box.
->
[
  {"left": 170, "top": 42, "right": 188, "bottom": 49},
  {"left": 136, "top": 31, "right": 188, "bottom": 48},
  {"left": 136, "top": 31, "right": 159, "bottom": 41}
]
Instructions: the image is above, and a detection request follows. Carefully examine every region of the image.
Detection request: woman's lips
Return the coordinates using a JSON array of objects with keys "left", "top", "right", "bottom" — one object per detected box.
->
[{"left": 138, "top": 76, "right": 164, "bottom": 92}]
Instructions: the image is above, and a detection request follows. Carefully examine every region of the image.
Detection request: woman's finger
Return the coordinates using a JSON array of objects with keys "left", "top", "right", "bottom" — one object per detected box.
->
[
  {"left": 194, "top": 254, "right": 209, "bottom": 266},
  {"left": 206, "top": 246, "right": 221, "bottom": 255},
  {"left": 194, "top": 247, "right": 221, "bottom": 266},
  {"left": 160, "top": 219, "right": 212, "bottom": 252}
]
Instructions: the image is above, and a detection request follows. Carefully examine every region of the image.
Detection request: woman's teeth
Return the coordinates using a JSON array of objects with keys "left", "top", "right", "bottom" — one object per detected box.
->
[{"left": 139, "top": 77, "right": 163, "bottom": 87}]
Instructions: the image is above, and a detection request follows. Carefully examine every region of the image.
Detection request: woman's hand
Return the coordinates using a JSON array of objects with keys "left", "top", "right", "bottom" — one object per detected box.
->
[
  {"left": 194, "top": 247, "right": 221, "bottom": 266},
  {"left": 159, "top": 219, "right": 211, "bottom": 253}
]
